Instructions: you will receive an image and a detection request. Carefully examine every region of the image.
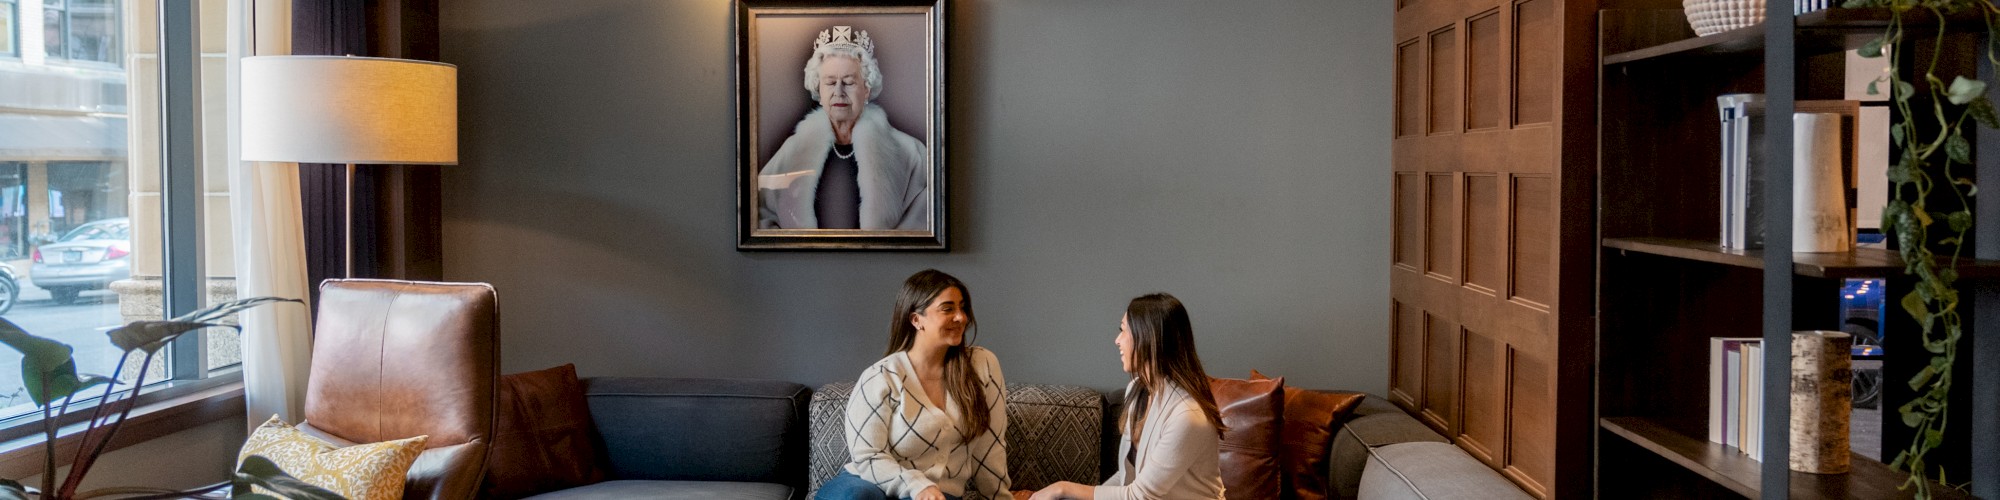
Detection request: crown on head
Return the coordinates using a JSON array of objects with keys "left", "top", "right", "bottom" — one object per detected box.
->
[{"left": 814, "top": 26, "right": 874, "bottom": 56}]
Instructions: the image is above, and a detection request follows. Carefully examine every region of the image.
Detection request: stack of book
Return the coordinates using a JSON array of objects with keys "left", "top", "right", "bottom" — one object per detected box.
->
[
  {"left": 1709, "top": 337, "right": 1766, "bottom": 461},
  {"left": 1796, "top": 0, "right": 1832, "bottom": 14},
  {"left": 1717, "top": 94, "right": 1767, "bottom": 250}
]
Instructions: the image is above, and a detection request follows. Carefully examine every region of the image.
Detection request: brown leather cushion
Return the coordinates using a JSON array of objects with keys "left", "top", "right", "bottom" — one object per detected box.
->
[
  {"left": 483, "top": 364, "right": 606, "bottom": 499},
  {"left": 1251, "top": 370, "right": 1365, "bottom": 500},
  {"left": 1210, "top": 376, "right": 1284, "bottom": 500}
]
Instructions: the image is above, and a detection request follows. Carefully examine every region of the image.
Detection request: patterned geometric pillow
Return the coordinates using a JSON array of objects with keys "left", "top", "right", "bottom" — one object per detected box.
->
[{"left": 237, "top": 415, "right": 428, "bottom": 500}]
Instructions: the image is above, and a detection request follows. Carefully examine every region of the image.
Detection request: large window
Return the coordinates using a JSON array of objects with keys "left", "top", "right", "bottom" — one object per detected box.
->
[
  {"left": 41, "top": 0, "right": 117, "bottom": 65},
  {"left": 1, "top": 0, "right": 16, "bottom": 57},
  {"left": 0, "top": 0, "right": 238, "bottom": 421}
]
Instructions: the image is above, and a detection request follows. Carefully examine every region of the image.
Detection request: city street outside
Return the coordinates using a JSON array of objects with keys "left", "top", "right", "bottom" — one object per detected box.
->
[{"left": 0, "top": 258, "right": 134, "bottom": 419}]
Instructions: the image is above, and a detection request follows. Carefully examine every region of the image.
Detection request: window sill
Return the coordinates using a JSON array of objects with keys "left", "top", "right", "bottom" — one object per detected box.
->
[{"left": 0, "top": 379, "right": 245, "bottom": 479}]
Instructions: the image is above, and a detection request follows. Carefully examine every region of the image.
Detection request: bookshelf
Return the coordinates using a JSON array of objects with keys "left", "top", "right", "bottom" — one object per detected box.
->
[{"left": 1596, "top": 6, "right": 1999, "bottom": 499}]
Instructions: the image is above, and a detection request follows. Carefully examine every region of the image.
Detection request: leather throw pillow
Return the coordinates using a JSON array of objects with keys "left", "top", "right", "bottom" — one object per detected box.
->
[
  {"left": 1251, "top": 369, "right": 1365, "bottom": 500},
  {"left": 483, "top": 364, "right": 607, "bottom": 499},
  {"left": 1210, "top": 376, "right": 1285, "bottom": 500}
]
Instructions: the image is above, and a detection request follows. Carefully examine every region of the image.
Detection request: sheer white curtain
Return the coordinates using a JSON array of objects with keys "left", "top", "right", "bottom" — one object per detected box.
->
[{"left": 229, "top": 0, "right": 314, "bottom": 427}]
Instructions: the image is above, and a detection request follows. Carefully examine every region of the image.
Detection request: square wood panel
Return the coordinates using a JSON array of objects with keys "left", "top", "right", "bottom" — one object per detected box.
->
[
  {"left": 1466, "top": 10, "right": 1503, "bottom": 130},
  {"left": 1511, "top": 0, "right": 1553, "bottom": 126},
  {"left": 1429, "top": 26, "right": 1460, "bottom": 135}
]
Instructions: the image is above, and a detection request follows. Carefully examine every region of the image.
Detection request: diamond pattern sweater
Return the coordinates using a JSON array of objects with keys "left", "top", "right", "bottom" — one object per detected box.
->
[{"left": 843, "top": 347, "right": 1011, "bottom": 499}]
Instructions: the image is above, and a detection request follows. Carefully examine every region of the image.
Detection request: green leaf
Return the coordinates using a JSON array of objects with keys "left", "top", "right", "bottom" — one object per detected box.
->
[
  {"left": 1892, "top": 450, "right": 1910, "bottom": 470},
  {"left": 0, "top": 480, "right": 26, "bottom": 500},
  {"left": 1915, "top": 206, "right": 1935, "bottom": 227},
  {"left": 1948, "top": 133, "right": 1972, "bottom": 164},
  {"left": 0, "top": 318, "right": 108, "bottom": 406},
  {"left": 1948, "top": 211, "right": 1973, "bottom": 233},
  {"left": 174, "top": 297, "right": 301, "bottom": 324},
  {"left": 1903, "top": 289, "right": 1932, "bottom": 326},
  {"left": 1926, "top": 429, "right": 1945, "bottom": 449},
  {"left": 0, "top": 318, "right": 73, "bottom": 374},
  {"left": 1891, "top": 123, "right": 1908, "bottom": 145},
  {"left": 107, "top": 321, "right": 236, "bottom": 355},
  {"left": 235, "top": 455, "right": 344, "bottom": 500},
  {"left": 1861, "top": 36, "right": 1887, "bottom": 57},
  {"left": 1903, "top": 405, "right": 1928, "bottom": 427},
  {"left": 1971, "top": 97, "right": 2000, "bottom": 128},
  {"left": 21, "top": 359, "right": 110, "bottom": 408},
  {"left": 1911, "top": 365, "right": 1938, "bottom": 390},
  {"left": 1948, "top": 76, "right": 1987, "bottom": 105},
  {"left": 1896, "top": 80, "right": 1917, "bottom": 100},
  {"left": 1869, "top": 80, "right": 1882, "bottom": 96}
]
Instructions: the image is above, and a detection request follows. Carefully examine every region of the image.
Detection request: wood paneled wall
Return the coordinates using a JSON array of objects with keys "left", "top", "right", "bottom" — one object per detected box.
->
[{"left": 1390, "top": 0, "right": 1596, "bottom": 497}]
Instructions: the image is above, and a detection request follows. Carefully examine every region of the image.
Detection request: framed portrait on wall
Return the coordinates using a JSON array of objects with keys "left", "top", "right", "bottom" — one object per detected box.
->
[{"left": 736, "top": 0, "right": 947, "bottom": 251}]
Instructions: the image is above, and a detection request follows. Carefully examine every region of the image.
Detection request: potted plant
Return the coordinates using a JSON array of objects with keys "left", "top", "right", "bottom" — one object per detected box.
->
[
  {"left": 0, "top": 297, "right": 339, "bottom": 500},
  {"left": 1845, "top": 0, "right": 1995, "bottom": 496}
]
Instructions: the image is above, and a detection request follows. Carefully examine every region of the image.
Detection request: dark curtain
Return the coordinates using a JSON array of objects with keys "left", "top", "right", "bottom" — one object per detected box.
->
[{"left": 290, "top": 0, "right": 441, "bottom": 308}]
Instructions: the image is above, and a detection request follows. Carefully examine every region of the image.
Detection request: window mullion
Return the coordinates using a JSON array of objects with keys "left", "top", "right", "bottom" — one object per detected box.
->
[{"left": 159, "top": 0, "right": 203, "bottom": 380}]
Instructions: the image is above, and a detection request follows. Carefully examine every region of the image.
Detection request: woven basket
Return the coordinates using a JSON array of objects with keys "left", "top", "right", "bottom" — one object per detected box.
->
[{"left": 1684, "top": 0, "right": 1764, "bottom": 36}]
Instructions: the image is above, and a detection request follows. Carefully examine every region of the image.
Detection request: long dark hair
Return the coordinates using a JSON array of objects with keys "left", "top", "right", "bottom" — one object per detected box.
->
[
  {"left": 1121, "top": 293, "right": 1225, "bottom": 457},
  {"left": 886, "top": 269, "right": 991, "bottom": 438}
]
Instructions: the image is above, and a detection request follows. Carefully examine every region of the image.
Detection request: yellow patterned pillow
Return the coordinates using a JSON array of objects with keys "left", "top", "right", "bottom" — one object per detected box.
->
[{"left": 237, "top": 415, "right": 429, "bottom": 500}]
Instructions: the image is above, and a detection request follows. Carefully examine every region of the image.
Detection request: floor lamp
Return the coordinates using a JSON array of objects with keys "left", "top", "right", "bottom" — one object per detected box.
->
[{"left": 240, "top": 56, "right": 458, "bottom": 277}]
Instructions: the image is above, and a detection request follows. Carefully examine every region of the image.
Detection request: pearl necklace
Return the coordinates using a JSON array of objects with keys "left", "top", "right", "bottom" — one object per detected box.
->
[{"left": 833, "top": 144, "right": 855, "bottom": 159}]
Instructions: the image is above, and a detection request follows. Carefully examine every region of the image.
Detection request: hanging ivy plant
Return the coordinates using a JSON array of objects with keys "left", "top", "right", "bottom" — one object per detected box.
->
[{"left": 1844, "top": 0, "right": 1992, "bottom": 497}]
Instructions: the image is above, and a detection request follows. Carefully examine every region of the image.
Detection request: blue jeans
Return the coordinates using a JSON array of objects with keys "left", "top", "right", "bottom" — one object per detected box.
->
[{"left": 815, "top": 471, "right": 963, "bottom": 500}]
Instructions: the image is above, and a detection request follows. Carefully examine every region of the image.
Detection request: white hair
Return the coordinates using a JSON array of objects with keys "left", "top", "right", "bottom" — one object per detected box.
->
[{"left": 803, "top": 43, "right": 884, "bottom": 102}]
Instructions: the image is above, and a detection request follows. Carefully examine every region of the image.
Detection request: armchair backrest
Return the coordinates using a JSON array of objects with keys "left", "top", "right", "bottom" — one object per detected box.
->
[{"left": 302, "top": 279, "right": 499, "bottom": 500}]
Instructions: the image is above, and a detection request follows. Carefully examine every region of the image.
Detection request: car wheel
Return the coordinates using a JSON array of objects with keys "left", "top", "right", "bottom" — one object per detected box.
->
[
  {"left": 50, "top": 288, "right": 80, "bottom": 305},
  {"left": 0, "top": 278, "right": 16, "bottom": 315}
]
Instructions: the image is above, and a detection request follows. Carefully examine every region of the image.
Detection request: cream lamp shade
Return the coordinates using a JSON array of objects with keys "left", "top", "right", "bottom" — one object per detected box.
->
[{"left": 241, "top": 55, "right": 458, "bottom": 165}]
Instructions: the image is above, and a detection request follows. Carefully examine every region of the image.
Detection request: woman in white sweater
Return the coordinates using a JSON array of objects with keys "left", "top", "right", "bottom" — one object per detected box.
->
[
  {"left": 818, "top": 270, "right": 1010, "bottom": 500},
  {"left": 1031, "top": 293, "right": 1227, "bottom": 500}
]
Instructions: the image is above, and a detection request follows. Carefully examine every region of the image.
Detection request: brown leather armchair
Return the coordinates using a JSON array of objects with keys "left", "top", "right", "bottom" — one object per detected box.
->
[{"left": 297, "top": 279, "right": 499, "bottom": 500}]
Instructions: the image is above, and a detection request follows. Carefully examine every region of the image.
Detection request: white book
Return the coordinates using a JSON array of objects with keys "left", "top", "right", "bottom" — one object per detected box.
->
[
  {"left": 1745, "top": 343, "right": 1764, "bottom": 460},
  {"left": 1726, "top": 346, "right": 1743, "bottom": 447},
  {"left": 1710, "top": 337, "right": 1760, "bottom": 444}
]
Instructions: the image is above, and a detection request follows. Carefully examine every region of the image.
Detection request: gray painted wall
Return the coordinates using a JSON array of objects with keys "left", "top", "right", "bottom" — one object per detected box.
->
[{"left": 437, "top": 0, "right": 1393, "bottom": 395}]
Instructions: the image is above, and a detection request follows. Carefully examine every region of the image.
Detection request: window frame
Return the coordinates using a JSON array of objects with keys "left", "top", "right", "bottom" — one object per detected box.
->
[
  {"left": 0, "top": 0, "right": 17, "bottom": 58},
  {"left": 41, "top": 0, "right": 121, "bottom": 68}
]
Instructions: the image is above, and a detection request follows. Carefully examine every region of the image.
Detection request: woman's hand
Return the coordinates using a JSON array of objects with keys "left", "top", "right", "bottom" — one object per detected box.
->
[
  {"left": 1028, "top": 481, "right": 1089, "bottom": 500},
  {"left": 914, "top": 485, "right": 947, "bottom": 500}
]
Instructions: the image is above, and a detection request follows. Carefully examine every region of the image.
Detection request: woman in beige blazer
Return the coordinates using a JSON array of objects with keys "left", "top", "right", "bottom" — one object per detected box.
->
[{"left": 1030, "top": 293, "right": 1227, "bottom": 500}]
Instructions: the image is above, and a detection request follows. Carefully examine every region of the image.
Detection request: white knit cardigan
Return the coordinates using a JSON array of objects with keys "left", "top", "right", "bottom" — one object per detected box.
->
[{"left": 842, "top": 347, "right": 1010, "bottom": 499}]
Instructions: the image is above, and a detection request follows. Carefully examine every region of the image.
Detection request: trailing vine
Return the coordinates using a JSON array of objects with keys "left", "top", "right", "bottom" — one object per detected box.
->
[{"left": 1843, "top": 0, "right": 1993, "bottom": 496}]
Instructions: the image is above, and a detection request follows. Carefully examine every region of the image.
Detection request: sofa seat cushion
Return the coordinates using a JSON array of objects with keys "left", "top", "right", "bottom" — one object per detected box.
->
[
  {"left": 521, "top": 480, "right": 792, "bottom": 500},
  {"left": 1358, "top": 442, "right": 1531, "bottom": 500}
]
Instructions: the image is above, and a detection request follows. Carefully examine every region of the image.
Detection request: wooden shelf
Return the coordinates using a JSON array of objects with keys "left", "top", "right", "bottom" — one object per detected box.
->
[
  {"left": 1600, "top": 416, "right": 1971, "bottom": 500},
  {"left": 1602, "top": 8, "right": 1971, "bottom": 65},
  {"left": 1602, "top": 237, "right": 2000, "bottom": 280}
]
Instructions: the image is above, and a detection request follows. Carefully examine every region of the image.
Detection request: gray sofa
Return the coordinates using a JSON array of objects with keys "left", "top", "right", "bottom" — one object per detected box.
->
[{"left": 516, "top": 377, "right": 1526, "bottom": 500}]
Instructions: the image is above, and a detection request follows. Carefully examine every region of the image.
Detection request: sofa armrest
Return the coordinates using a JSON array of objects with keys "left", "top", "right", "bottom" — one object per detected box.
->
[
  {"left": 583, "top": 377, "right": 810, "bottom": 491},
  {"left": 1329, "top": 396, "right": 1448, "bottom": 499},
  {"left": 1358, "top": 442, "right": 1532, "bottom": 500}
]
